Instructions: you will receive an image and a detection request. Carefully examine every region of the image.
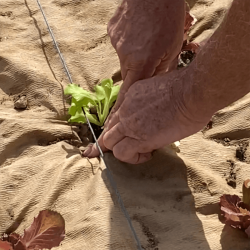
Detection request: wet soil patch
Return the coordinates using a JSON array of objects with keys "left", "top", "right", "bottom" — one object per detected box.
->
[
  {"left": 236, "top": 141, "right": 249, "bottom": 162},
  {"left": 133, "top": 215, "right": 159, "bottom": 250},
  {"left": 225, "top": 160, "right": 236, "bottom": 189}
]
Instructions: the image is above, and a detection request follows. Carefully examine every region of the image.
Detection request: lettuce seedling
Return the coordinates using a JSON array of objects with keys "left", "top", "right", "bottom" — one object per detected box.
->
[
  {"left": 219, "top": 179, "right": 250, "bottom": 237},
  {"left": 0, "top": 210, "right": 65, "bottom": 250},
  {"left": 64, "top": 79, "right": 120, "bottom": 126}
]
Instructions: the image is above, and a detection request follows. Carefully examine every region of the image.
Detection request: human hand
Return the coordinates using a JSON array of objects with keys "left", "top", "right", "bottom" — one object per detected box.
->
[
  {"left": 82, "top": 0, "right": 197, "bottom": 159},
  {"left": 83, "top": 71, "right": 209, "bottom": 164},
  {"left": 108, "top": 0, "right": 186, "bottom": 110}
]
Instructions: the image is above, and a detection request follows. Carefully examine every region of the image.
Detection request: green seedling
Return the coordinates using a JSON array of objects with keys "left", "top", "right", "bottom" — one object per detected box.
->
[{"left": 64, "top": 79, "right": 120, "bottom": 126}]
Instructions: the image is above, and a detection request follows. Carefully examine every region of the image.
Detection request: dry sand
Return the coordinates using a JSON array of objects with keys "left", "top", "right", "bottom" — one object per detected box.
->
[{"left": 1, "top": 0, "right": 250, "bottom": 249}]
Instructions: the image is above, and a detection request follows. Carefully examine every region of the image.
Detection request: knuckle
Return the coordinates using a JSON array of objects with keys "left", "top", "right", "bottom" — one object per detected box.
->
[
  {"left": 113, "top": 145, "right": 131, "bottom": 162},
  {"left": 113, "top": 139, "right": 137, "bottom": 163}
]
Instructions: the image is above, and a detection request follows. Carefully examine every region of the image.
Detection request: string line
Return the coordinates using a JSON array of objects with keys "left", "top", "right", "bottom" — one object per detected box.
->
[{"left": 36, "top": 1, "right": 143, "bottom": 249}]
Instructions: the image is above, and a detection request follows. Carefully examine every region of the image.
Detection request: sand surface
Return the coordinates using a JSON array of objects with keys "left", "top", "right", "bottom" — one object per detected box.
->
[{"left": 1, "top": 0, "right": 250, "bottom": 249}]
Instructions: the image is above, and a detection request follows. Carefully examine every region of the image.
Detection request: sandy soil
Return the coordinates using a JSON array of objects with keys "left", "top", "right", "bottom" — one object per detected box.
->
[{"left": 1, "top": 0, "right": 250, "bottom": 249}]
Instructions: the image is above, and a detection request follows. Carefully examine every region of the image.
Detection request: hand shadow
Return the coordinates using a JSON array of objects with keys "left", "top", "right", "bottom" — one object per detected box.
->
[
  {"left": 220, "top": 224, "right": 250, "bottom": 250},
  {"left": 101, "top": 146, "right": 212, "bottom": 250}
]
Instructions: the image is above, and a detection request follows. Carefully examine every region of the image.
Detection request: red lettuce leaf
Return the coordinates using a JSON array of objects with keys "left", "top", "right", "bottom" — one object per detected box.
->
[
  {"left": 20, "top": 210, "right": 65, "bottom": 250},
  {"left": 220, "top": 194, "right": 250, "bottom": 237},
  {"left": 7, "top": 233, "right": 21, "bottom": 246},
  {"left": 1, "top": 233, "right": 26, "bottom": 250},
  {"left": 182, "top": 2, "right": 200, "bottom": 53},
  {"left": 184, "top": 4, "right": 197, "bottom": 41},
  {"left": 220, "top": 194, "right": 241, "bottom": 213},
  {"left": 0, "top": 240, "right": 13, "bottom": 250},
  {"left": 1, "top": 210, "right": 65, "bottom": 250}
]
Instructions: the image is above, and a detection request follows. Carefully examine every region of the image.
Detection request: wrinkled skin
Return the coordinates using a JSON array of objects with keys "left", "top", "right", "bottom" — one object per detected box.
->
[
  {"left": 108, "top": 1, "right": 196, "bottom": 109},
  {"left": 102, "top": 73, "right": 207, "bottom": 164},
  {"left": 109, "top": 0, "right": 186, "bottom": 109},
  {"left": 83, "top": 71, "right": 207, "bottom": 164}
]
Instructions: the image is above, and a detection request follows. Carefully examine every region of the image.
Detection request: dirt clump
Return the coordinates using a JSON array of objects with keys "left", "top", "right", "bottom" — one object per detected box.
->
[
  {"left": 14, "top": 95, "right": 27, "bottom": 110},
  {"left": 236, "top": 141, "right": 249, "bottom": 162},
  {"left": 225, "top": 160, "right": 236, "bottom": 188}
]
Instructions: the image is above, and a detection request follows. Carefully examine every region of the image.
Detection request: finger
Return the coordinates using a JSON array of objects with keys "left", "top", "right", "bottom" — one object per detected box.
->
[
  {"left": 154, "top": 50, "right": 181, "bottom": 75},
  {"left": 113, "top": 137, "right": 152, "bottom": 164},
  {"left": 104, "top": 69, "right": 135, "bottom": 127},
  {"left": 106, "top": 111, "right": 120, "bottom": 130},
  {"left": 82, "top": 131, "right": 109, "bottom": 158},
  {"left": 103, "top": 122, "right": 125, "bottom": 150},
  {"left": 103, "top": 111, "right": 119, "bottom": 142},
  {"left": 104, "top": 105, "right": 117, "bottom": 127},
  {"left": 114, "top": 71, "right": 140, "bottom": 110},
  {"left": 181, "top": 42, "right": 200, "bottom": 53}
]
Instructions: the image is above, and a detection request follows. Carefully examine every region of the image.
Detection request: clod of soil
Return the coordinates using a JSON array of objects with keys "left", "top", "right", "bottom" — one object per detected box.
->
[
  {"left": 225, "top": 160, "right": 236, "bottom": 188},
  {"left": 133, "top": 215, "right": 159, "bottom": 250},
  {"left": 236, "top": 141, "right": 249, "bottom": 161},
  {"left": 6, "top": 208, "right": 14, "bottom": 219},
  {"left": 91, "top": 124, "right": 103, "bottom": 140},
  {"left": 14, "top": 95, "right": 27, "bottom": 109},
  {"left": 89, "top": 106, "right": 97, "bottom": 115},
  {"left": 178, "top": 50, "right": 196, "bottom": 68},
  {"left": 202, "top": 120, "right": 213, "bottom": 133},
  {"left": 0, "top": 11, "right": 14, "bottom": 19}
]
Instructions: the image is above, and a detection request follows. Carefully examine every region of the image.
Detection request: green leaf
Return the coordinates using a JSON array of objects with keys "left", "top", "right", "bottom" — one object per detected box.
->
[
  {"left": 68, "top": 107, "right": 86, "bottom": 123},
  {"left": 65, "top": 78, "right": 120, "bottom": 127},
  {"left": 68, "top": 98, "right": 77, "bottom": 116},
  {"left": 94, "top": 85, "right": 106, "bottom": 101},
  {"left": 64, "top": 84, "right": 97, "bottom": 105},
  {"left": 109, "top": 85, "right": 120, "bottom": 109},
  {"left": 84, "top": 109, "right": 102, "bottom": 126},
  {"left": 100, "top": 78, "right": 113, "bottom": 100}
]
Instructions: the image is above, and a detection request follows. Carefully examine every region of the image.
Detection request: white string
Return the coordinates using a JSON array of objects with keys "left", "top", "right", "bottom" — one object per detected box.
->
[{"left": 36, "top": 1, "right": 143, "bottom": 249}]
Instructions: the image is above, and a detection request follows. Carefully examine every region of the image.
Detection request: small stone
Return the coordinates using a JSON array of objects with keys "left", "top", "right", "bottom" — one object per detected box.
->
[
  {"left": 236, "top": 146, "right": 245, "bottom": 161},
  {"left": 171, "top": 141, "right": 180, "bottom": 152},
  {"left": 226, "top": 178, "right": 236, "bottom": 189},
  {"left": 7, "top": 208, "right": 14, "bottom": 218},
  {"left": 14, "top": 96, "right": 27, "bottom": 109}
]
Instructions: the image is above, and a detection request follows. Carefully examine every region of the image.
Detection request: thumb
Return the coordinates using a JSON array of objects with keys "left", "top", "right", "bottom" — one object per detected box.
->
[
  {"left": 112, "top": 137, "right": 153, "bottom": 164},
  {"left": 114, "top": 70, "right": 142, "bottom": 111},
  {"left": 104, "top": 70, "right": 139, "bottom": 127}
]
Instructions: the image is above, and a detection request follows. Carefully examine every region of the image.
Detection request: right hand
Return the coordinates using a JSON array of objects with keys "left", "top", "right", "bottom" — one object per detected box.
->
[
  {"left": 108, "top": 0, "right": 186, "bottom": 110},
  {"left": 84, "top": 70, "right": 209, "bottom": 163}
]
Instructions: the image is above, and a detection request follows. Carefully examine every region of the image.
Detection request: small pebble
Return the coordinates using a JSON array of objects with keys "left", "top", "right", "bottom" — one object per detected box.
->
[{"left": 14, "top": 96, "right": 27, "bottom": 109}]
